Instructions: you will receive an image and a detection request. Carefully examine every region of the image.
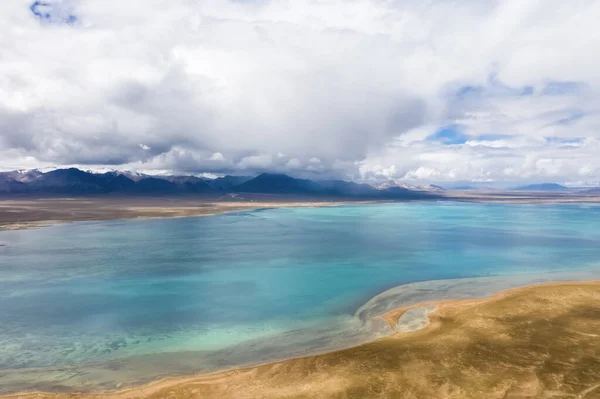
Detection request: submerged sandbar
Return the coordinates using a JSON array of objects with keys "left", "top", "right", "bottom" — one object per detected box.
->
[{"left": 5, "top": 280, "right": 600, "bottom": 399}]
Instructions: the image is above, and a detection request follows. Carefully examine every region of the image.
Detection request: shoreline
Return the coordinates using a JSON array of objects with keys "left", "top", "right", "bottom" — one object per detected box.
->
[
  {"left": 3, "top": 195, "right": 600, "bottom": 232},
  {"left": 379, "top": 279, "right": 600, "bottom": 326},
  {"left": 3, "top": 279, "right": 600, "bottom": 398},
  {"left": 0, "top": 199, "right": 386, "bottom": 231}
]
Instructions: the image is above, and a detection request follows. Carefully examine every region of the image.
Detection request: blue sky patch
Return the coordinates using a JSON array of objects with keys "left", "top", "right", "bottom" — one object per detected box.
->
[
  {"left": 454, "top": 79, "right": 585, "bottom": 99},
  {"left": 475, "top": 134, "right": 513, "bottom": 141},
  {"left": 452, "top": 76, "right": 535, "bottom": 101},
  {"left": 30, "top": 1, "right": 77, "bottom": 24},
  {"left": 555, "top": 111, "right": 584, "bottom": 125},
  {"left": 427, "top": 129, "right": 513, "bottom": 146},
  {"left": 428, "top": 125, "right": 467, "bottom": 145},
  {"left": 541, "top": 81, "right": 584, "bottom": 96},
  {"left": 456, "top": 85, "right": 483, "bottom": 98},
  {"left": 520, "top": 86, "right": 534, "bottom": 96},
  {"left": 546, "top": 137, "right": 583, "bottom": 145}
]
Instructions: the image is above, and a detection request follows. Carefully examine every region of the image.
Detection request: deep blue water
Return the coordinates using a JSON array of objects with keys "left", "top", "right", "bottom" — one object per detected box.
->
[{"left": 1, "top": 202, "right": 600, "bottom": 391}]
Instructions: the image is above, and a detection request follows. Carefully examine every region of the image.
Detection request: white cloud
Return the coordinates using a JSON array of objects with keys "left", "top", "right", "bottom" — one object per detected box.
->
[
  {"left": 237, "top": 154, "right": 273, "bottom": 170},
  {"left": 1, "top": 0, "right": 600, "bottom": 183},
  {"left": 208, "top": 152, "right": 226, "bottom": 162}
]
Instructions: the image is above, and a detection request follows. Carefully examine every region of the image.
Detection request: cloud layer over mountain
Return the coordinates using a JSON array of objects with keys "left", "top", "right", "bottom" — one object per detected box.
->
[{"left": 1, "top": 0, "right": 599, "bottom": 184}]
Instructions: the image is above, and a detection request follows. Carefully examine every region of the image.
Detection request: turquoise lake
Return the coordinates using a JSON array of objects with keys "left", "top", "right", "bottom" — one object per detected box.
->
[{"left": 1, "top": 202, "right": 600, "bottom": 392}]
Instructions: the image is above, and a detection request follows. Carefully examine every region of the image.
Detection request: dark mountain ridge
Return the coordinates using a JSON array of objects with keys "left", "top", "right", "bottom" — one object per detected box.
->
[
  {"left": 233, "top": 173, "right": 327, "bottom": 195},
  {"left": 208, "top": 175, "right": 253, "bottom": 191},
  {"left": 0, "top": 168, "right": 438, "bottom": 200},
  {"left": 0, "top": 175, "right": 27, "bottom": 193}
]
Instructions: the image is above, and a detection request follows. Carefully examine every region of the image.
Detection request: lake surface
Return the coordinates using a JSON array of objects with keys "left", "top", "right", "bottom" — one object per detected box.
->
[{"left": 2, "top": 202, "right": 600, "bottom": 392}]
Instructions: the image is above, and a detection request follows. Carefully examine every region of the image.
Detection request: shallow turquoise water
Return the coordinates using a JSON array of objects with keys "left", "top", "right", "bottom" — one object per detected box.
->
[{"left": 1, "top": 202, "right": 600, "bottom": 391}]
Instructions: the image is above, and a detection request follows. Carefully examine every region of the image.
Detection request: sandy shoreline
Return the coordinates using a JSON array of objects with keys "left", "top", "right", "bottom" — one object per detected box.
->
[
  {"left": 4, "top": 280, "right": 600, "bottom": 398},
  {"left": 2, "top": 194, "right": 600, "bottom": 231},
  {"left": 0, "top": 198, "right": 383, "bottom": 231}
]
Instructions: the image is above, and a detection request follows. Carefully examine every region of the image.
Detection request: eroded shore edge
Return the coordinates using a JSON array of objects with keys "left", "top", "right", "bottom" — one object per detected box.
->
[{"left": 3, "top": 279, "right": 600, "bottom": 399}]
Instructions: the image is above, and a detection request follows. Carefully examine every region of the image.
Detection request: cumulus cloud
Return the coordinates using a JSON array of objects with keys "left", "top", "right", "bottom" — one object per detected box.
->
[{"left": 0, "top": 0, "right": 599, "bottom": 183}]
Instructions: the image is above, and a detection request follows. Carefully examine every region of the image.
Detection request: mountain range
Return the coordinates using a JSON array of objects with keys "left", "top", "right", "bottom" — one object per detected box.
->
[{"left": 0, "top": 168, "right": 438, "bottom": 199}]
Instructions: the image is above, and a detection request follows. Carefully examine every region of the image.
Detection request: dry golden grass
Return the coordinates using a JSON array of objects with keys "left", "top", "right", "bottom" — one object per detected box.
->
[{"left": 6, "top": 282, "right": 600, "bottom": 399}]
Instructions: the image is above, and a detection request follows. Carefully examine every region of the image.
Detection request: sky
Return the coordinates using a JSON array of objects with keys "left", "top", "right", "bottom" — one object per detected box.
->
[{"left": 1, "top": 0, "right": 600, "bottom": 185}]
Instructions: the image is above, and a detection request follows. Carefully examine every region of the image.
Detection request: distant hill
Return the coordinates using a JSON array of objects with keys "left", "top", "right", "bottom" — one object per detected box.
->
[
  {"left": 155, "top": 175, "right": 213, "bottom": 193},
  {"left": 319, "top": 180, "right": 381, "bottom": 197},
  {"left": 0, "top": 169, "right": 217, "bottom": 196},
  {"left": 232, "top": 173, "right": 433, "bottom": 198},
  {"left": 515, "top": 183, "right": 568, "bottom": 191},
  {"left": 0, "top": 168, "right": 439, "bottom": 200},
  {"left": 234, "top": 173, "right": 327, "bottom": 195},
  {"left": 0, "top": 169, "right": 44, "bottom": 183},
  {"left": 28, "top": 168, "right": 110, "bottom": 194},
  {"left": 208, "top": 175, "right": 252, "bottom": 191},
  {"left": 98, "top": 172, "right": 136, "bottom": 191},
  {"left": 131, "top": 177, "right": 180, "bottom": 194},
  {"left": 0, "top": 175, "right": 27, "bottom": 193},
  {"left": 159, "top": 175, "right": 206, "bottom": 185}
]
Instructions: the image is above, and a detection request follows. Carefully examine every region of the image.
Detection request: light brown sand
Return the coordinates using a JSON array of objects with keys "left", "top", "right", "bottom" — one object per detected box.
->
[
  {"left": 0, "top": 198, "right": 379, "bottom": 231},
  {"left": 4, "top": 281, "right": 600, "bottom": 399}
]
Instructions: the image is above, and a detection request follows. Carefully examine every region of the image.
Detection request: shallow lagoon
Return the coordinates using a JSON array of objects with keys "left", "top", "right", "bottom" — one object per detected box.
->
[{"left": 1, "top": 202, "right": 600, "bottom": 392}]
